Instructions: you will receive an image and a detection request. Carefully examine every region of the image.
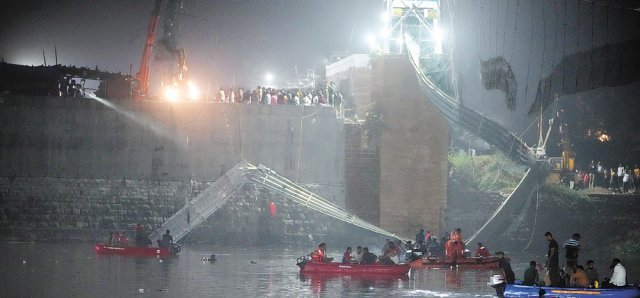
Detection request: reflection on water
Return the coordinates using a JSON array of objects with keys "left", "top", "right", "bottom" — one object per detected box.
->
[{"left": 0, "top": 242, "right": 501, "bottom": 297}]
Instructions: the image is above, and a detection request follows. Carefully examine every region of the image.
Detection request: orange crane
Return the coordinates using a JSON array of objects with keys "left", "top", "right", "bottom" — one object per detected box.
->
[
  {"left": 134, "top": 0, "right": 162, "bottom": 100},
  {"left": 134, "top": 0, "right": 197, "bottom": 101}
]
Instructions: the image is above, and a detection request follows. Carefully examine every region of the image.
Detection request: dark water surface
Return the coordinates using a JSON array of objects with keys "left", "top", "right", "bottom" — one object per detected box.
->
[{"left": 0, "top": 242, "right": 513, "bottom": 297}]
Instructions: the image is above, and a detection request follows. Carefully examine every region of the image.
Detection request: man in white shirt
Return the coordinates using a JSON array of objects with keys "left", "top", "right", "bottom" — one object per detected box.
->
[
  {"left": 354, "top": 246, "right": 363, "bottom": 263},
  {"left": 609, "top": 258, "right": 626, "bottom": 287}
]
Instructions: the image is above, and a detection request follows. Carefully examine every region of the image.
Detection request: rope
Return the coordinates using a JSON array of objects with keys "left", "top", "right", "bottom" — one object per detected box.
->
[
  {"left": 521, "top": 184, "right": 540, "bottom": 252},
  {"left": 501, "top": 0, "right": 510, "bottom": 57},
  {"left": 588, "top": 0, "right": 594, "bottom": 89},
  {"left": 522, "top": 1, "right": 536, "bottom": 105},
  {"left": 246, "top": 163, "right": 405, "bottom": 240},
  {"left": 508, "top": 0, "right": 520, "bottom": 64},
  {"left": 538, "top": 2, "right": 547, "bottom": 95},
  {"left": 604, "top": 4, "right": 609, "bottom": 84},
  {"left": 562, "top": 0, "right": 567, "bottom": 91},
  {"left": 576, "top": 0, "right": 581, "bottom": 91}
]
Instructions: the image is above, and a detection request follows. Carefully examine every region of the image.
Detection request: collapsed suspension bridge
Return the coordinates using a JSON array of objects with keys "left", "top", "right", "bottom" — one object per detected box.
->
[{"left": 149, "top": 162, "right": 405, "bottom": 243}]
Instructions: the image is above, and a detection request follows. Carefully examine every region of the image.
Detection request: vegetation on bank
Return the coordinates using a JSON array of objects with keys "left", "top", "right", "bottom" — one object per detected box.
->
[{"left": 448, "top": 151, "right": 525, "bottom": 193}]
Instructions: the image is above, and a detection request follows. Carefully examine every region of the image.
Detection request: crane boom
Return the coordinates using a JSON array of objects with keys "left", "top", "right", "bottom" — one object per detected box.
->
[{"left": 135, "top": 0, "right": 162, "bottom": 99}]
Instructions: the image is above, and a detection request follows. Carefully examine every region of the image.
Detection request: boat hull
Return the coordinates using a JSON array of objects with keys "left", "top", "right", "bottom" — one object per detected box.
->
[
  {"left": 299, "top": 262, "right": 410, "bottom": 275},
  {"left": 410, "top": 256, "right": 501, "bottom": 269},
  {"left": 94, "top": 243, "right": 176, "bottom": 257},
  {"left": 504, "top": 284, "right": 640, "bottom": 298}
]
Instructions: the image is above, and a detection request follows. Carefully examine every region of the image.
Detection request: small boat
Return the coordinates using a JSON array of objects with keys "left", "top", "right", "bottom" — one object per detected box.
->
[
  {"left": 94, "top": 243, "right": 180, "bottom": 257},
  {"left": 502, "top": 283, "right": 640, "bottom": 298},
  {"left": 297, "top": 257, "right": 410, "bottom": 275},
  {"left": 409, "top": 256, "right": 501, "bottom": 269}
]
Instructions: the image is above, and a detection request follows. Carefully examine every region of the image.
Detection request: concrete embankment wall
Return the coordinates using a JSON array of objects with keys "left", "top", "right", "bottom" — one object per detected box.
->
[{"left": 0, "top": 96, "right": 345, "bottom": 244}]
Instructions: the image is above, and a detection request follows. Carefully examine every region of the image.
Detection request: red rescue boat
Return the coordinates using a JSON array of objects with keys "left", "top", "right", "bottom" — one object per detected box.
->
[
  {"left": 410, "top": 256, "right": 501, "bottom": 270},
  {"left": 94, "top": 243, "right": 180, "bottom": 257},
  {"left": 298, "top": 260, "right": 410, "bottom": 275}
]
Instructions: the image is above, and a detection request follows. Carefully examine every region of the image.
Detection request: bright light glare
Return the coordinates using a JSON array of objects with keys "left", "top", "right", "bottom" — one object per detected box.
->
[
  {"left": 366, "top": 33, "right": 377, "bottom": 48},
  {"left": 433, "top": 25, "right": 444, "bottom": 54},
  {"left": 164, "top": 86, "right": 179, "bottom": 102},
  {"left": 381, "top": 12, "right": 390, "bottom": 23},
  {"left": 265, "top": 73, "right": 274, "bottom": 82},
  {"left": 380, "top": 28, "right": 390, "bottom": 38},
  {"left": 433, "top": 27, "right": 444, "bottom": 42},
  {"left": 187, "top": 81, "right": 200, "bottom": 101}
]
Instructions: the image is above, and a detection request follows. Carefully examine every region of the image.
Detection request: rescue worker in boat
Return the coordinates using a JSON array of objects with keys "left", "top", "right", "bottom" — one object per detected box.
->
[
  {"left": 570, "top": 265, "right": 589, "bottom": 288},
  {"left": 475, "top": 242, "right": 491, "bottom": 258},
  {"left": 341, "top": 247, "right": 352, "bottom": 264},
  {"left": 158, "top": 229, "right": 173, "bottom": 248},
  {"left": 134, "top": 224, "right": 152, "bottom": 247},
  {"left": 496, "top": 251, "right": 515, "bottom": 284},
  {"left": 379, "top": 241, "right": 398, "bottom": 265},
  {"left": 354, "top": 246, "right": 364, "bottom": 263},
  {"left": 309, "top": 243, "right": 333, "bottom": 263},
  {"left": 445, "top": 228, "right": 464, "bottom": 260},
  {"left": 113, "top": 231, "right": 129, "bottom": 247},
  {"left": 523, "top": 260, "right": 540, "bottom": 286},
  {"left": 360, "top": 247, "right": 378, "bottom": 265}
]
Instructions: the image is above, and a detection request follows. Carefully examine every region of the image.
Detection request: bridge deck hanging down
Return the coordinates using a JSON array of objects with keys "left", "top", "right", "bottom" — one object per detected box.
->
[
  {"left": 404, "top": 34, "right": 546, "bottom": 245},
  {"left": 150, "top": 162, "right": 404, "bottom": 243},
  {"left": 404, "top": 33, "right": 533, "bottom": 166},
  {"left": 149, "top": 162, "right": 250, "bottom": 243}
]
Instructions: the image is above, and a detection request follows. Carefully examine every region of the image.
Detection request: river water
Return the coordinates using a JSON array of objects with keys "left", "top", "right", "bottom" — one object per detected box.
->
[{"left": 0, "top": 242, "right": 533, "bottom": 297}]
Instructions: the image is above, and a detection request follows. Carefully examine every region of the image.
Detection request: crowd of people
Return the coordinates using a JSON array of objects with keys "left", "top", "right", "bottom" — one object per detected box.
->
[
  {"left": 308, "top": 227, "right": 491, "bottom": 266},
  {"left": 309, "top": 239, "right": 406, "bottom": 266},
  {"left": 309, "top": 229, "right": 630, "bottom": 292},
  {"left": 496, "top": 231, "right": 628, "bottom": 291},
  {"left": 568, "top": 161, "right": 640, "bottom": 194},
  {"left": 210, "top": 82, "right": 344, "bottom": 116}
]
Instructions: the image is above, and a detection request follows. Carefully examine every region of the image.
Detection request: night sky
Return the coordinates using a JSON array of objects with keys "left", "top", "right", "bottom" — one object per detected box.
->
[{"left": 0, "top": 0, "right": 380, "bottom": 87}]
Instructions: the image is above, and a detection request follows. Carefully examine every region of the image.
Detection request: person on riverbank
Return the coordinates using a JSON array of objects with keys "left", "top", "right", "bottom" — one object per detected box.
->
[
  {"left": 523, "top": 261, "right": 539, "bottom": 286},
  {"left": 544, "top": 232, "right": 562, "bottom": 286}
]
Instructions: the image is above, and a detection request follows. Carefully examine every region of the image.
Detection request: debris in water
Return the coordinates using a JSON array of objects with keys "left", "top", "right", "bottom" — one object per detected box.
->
[{"left": 138, "top": 288, "right": 144, "bottom": 293}]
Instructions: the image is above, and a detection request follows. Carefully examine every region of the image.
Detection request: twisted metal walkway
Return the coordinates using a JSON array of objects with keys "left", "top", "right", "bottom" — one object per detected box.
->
[
  {"left": 405, "top": 35, "right": 533, "bottom": 166},
  {"left": 151, "top": 162, "right": 404, "bottom": 243}
]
